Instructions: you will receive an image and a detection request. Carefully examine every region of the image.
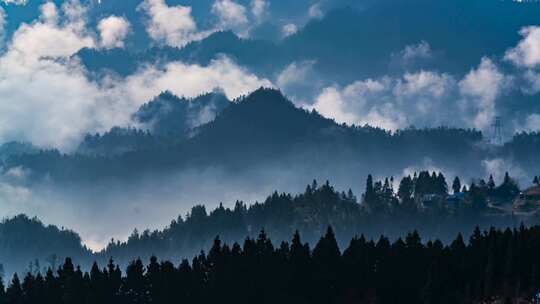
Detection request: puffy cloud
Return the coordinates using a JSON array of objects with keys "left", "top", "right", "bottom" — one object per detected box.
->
[
  {"left": 401, "top": 41, "right": 432, "bottom": 62},
  {"left": 40, "top": 1, "right": 59, "bottom": 24},
  {"left": 505, "top": 26, "right": 540, "bottom": 68},
  {"left": 310, "top": 58, "right": 515, "bottom": 133},
  {"left": 311, "top": 71, "right": 456, "bottom": 130},
  {"left": 282, "top": 23, "right": 297, "bottom": 37},
  {"left": 98, "top": 15, "right": 130, "bottom": 49},
  {"left": 212, "top": 0, "right": 248, "bottom": 29},
  {"left": 0, "top": 2, "right": 108, "bottom": 150},
  {"left": 394, "top": 71, "right": 452, "bottom": 98},
  {"left": 139, "top": 0, "right": 206, "bottom": 47},
  {"left": 308, "top": 3, "right": 323, "bottom": 19},
  {"left": 311, "top": 78, "right": 406, "bottom": 129},
  {"left": 122, "top": 56, "right": 273, "bottom": 102},
  {"left": 8, "top": 2, "right": 94, "bottom": 60},
  {"left": 1, "top": 0, "right": 28, "bottom": 5},
  {"left": 311, "top": 86, "right": 362, "bottom": 126},
  {"left": 459, "top": 58, "right": 506, "bottom": 130},
  {"left": 251, "top": 0, "right": 269, "bottom": 22}
]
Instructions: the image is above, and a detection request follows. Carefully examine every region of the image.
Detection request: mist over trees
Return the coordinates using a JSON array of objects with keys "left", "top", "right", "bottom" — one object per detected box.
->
[{"left": 1, "top": 169, "right": 538, "bottom": 278}]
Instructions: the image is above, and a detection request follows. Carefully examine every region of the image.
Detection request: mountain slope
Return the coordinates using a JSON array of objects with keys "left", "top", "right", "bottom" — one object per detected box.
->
[
  {"left": 2, "top": 88, "right": 496, "bottom": 183},
  {"left": 0, "top": 215, "right": 91, "bottom": 277}
]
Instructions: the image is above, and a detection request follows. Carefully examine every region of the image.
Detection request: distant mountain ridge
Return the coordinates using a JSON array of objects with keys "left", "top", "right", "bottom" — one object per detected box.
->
[
  {"left": 74, "top": 90, "right": 230, "bottom": 157},
  {"left": 1, "top": 87, "right": 521, "bottom": 184}
]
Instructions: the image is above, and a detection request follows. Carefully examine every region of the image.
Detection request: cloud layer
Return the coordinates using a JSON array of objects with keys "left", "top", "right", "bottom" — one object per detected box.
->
[{"left": 0, "top": 1, "right": 272, "bottom": 150}]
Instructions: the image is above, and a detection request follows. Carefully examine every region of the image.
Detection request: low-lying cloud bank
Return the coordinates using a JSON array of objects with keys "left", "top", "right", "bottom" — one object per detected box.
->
[
  {"left": 302, "top": 36, "right": 540, "bottom": 134},
  {"left": 0, "top": 0, "right": 272, "bottom": 151},
  {"left": 307, "top": 59, "right": 507, "bottom": 131}
]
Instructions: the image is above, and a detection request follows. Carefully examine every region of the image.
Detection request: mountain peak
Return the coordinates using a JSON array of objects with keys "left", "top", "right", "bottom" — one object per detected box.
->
[
  {"left": 235, "top": 87, "right": 292, "bottom": 107},
  {"left": 133, "top": 91, "right": 230, "bottom": 138}
]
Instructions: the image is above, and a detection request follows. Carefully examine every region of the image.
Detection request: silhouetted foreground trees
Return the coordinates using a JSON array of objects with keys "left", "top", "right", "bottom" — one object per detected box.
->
[{"left": 2, "top": 226, "right": 540, "bottom": 304}]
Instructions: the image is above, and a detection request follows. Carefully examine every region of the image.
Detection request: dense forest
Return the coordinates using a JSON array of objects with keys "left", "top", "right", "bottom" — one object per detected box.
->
[
  {"left": 3, "top": 225, "right": 540, "bottom": 303},
  {"left": 1, "top": 169, "right": 539, "bottom": 279}
]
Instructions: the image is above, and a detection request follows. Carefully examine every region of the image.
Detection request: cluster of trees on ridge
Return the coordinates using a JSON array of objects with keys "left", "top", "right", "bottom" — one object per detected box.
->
[
  {"left": 2, "top": 170, "right": 538, "bottom": 278},
  {"left": 2, "top": 225, "right": 540, "bottom": 304},
  {"left": 103, "top": 170, "right": 530, "bottom": 265}
]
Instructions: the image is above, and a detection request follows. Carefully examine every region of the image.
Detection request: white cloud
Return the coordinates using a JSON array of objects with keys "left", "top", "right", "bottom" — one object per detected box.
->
[
  {"left": 40, "top": 1, "right": 59, "bottom": 24},
  {"left": 1, "top": 0, "right": 28, "bottom": 5},
  {"left": 98, "top": 15, "right": 130, "bottom": 49},
  {"left": 311, "top": 71, "right": 456, "bottom": 130},
  {"left": 251, "top": 0, "right": 269, "bottom": 22},
  {"left": 282, "top": 23, "right": 297, "bottom": 37},
  {"left": 311, "top": 78, "right": 406, "bottom": 129},
  {"left": 122, "top": 56, "right": 273, "bottom": 102},
  {"left": 394, "top": 71, "right": 451, "bottom": 98},
  {"left": 212, "top": 0, "right": 248, "bottom": 33},
  {"left": 139, "top": 0, "right": 206, "bottom": 47},
  {"left": 311, "top": 86, "right": 361, "bottom": 126},
  {"left": 9, "top": 2, "right": 94, "bottom": 60},
  {"left": 459, "top": 58, "right": 506, "bottom": 130},
  {"left": 401, "top": 41, "right": 432, "bottom": 62},
  {"left": 505, "top": 26, "right": 540, "bottom": 68},
  {"left": 277, "top": 61, "right": 316, "bottom": 89},
  {"left": 308, "top": 3, "right": 323, "bottom": 19}
]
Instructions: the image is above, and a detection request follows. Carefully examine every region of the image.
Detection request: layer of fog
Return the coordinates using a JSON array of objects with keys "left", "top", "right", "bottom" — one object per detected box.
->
[
  {"left": 278, "top": 39, "right": 540, "bottom": 136},
  {"left": 0, "top": 151, "right": 533, "bottom": 251}
]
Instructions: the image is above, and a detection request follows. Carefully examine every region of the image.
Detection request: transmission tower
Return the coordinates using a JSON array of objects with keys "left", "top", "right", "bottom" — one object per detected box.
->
[{"left": 491, "top": 116, "right": 503, "bottom": 145}]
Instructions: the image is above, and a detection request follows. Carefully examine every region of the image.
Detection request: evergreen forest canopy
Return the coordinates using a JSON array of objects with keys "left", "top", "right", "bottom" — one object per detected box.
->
[{"left": 2, "top": 224, "right": 540, "bottom": 304}]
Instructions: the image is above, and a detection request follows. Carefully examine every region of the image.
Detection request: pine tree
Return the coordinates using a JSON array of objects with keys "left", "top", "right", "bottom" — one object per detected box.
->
[
  {"left": 487, "top": 175, "right": 496, "bottom": 191},
  {"left": 6, "top": 274, "right": 23, "bottom": 304},
  {"left": 123, "top": 259, "right": 146, "bottom": 304},
  {"left": 436, "top": 172, "right": 448, "bottom": 195},
  {"left": 452, "top": 177, "right": 462, "bottom": 194},
  {"left": 312, "top": 227, "right": 341, "bottom": 304},
  {"left": 0, "top": 275, "right": 6, "bottom": 304}
]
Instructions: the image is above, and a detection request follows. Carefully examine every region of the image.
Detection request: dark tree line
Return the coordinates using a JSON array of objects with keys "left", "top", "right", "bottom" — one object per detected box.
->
[
  {"left": 2, "top": 225, "right": 540, "bottom": 304},
  {"left": 102, "top": 171, "right": 526, "bottom": 268}
]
